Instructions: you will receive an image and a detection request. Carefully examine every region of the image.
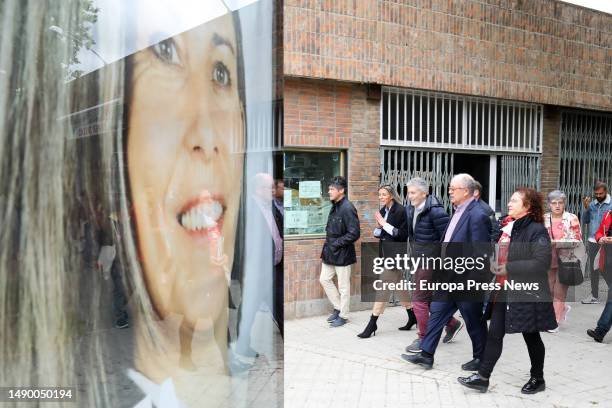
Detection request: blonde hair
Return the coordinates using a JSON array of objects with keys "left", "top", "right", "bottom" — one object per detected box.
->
[
  {"left": 0, "top": 1, "right": 153, "bottom": 405},
  {"left": 378, "top": 184, "right": 402, "bottom": 204},
  {"left": 0, "top": 0, "right": 98, "bottom": 403}
]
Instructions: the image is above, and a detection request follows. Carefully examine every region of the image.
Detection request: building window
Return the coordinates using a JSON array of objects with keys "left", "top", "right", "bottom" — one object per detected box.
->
[
  {"left": 381, "top": 87, "right": 542, "bottom": 153},
  {"left": 559, "top": 110, "right": 612, "bottom": 216},
  {"left": 283, "top": 150, "right": 345, "bottom": 236}
]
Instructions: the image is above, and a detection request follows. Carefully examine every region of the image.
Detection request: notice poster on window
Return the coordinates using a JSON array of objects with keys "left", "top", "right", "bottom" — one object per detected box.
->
[
  {"left": 284, "top": 189, "right": 293, "bottom": 207},
  {"left": 298, "top": 181, "right": 321, "bottom": 199},
  {"left": 285, "top": 210, "right": 309, "bottom": 229},
  {"left": 307, "top": 207, "right": 326, "bottom": 229}
]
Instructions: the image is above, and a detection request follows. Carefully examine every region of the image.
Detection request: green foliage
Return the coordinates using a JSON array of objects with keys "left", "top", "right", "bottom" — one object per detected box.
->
[{"left": 69, "top": 0, "right": 99, "bottom": 70}]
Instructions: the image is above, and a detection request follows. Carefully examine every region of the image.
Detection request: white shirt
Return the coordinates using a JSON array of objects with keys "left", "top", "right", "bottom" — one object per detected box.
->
[{"left": 412, "top": 200, "right": 426, "bottom": 229}]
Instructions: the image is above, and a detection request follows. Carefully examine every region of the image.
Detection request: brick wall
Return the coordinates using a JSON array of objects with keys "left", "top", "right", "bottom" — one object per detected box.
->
[
  {"left": 284, "top": 0, "right": 612, "bottom": 111},
  {"left": 284, "top": 78, "right": 380, "bottom": 318},
  {"left": 283, "top": 77, "right": 352, "bottom": 147}
]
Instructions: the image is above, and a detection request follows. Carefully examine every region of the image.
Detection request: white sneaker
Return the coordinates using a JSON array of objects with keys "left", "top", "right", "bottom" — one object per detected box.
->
[
  {"left": 547, "top": 327, "right": 559, "bottom": 333},
  {"left": 581, "top": 296, "right": 601, "bottom": 304}
]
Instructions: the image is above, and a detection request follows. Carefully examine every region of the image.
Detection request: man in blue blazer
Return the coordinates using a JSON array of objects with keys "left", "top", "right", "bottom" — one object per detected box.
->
[{"left": 402, "top": 173, "right": 491, "bottom": 371}]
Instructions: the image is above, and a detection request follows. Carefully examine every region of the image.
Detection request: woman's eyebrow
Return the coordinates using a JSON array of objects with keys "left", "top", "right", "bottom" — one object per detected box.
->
[{"left": 212, "top": 33, "right": 235, "bottom": 55}]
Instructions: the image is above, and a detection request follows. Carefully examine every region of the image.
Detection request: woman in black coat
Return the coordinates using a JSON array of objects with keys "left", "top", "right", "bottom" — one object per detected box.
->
[
  {"left": 357, "top": 185, "right": 410, "bottom": 338},
  {"left": 458, "top": 187, "right": 556, "bottom": 394}
]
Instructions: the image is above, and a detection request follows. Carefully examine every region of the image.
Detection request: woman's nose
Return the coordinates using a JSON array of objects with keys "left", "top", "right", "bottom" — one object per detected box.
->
[{"left": 185, "top": 117, "right": 221, "bottom": 162}]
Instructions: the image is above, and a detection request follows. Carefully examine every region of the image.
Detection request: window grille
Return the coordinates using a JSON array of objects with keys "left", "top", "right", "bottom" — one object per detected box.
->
[
  {"left": 559, "top": 110, "right": 612, "bottom": 217},
  {"left": 381, "top": 87, "right": 543, "bottom": 154}
]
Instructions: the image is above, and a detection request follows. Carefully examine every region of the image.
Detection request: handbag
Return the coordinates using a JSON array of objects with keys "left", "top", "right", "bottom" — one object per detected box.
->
[{"left": 549, "top": 215, "right": 584, "bottom": 286}]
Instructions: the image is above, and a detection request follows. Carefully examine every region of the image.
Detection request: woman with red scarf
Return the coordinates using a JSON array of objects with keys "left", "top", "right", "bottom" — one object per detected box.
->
[{"left": 458, "top": 188, "right": 556, "bottom": 394}]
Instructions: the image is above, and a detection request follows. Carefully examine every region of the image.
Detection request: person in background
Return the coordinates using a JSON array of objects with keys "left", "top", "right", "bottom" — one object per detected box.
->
[
  {"left": 320, "top": 176, "right": 361, "bottom": 328},
  {"left": 273, "top": 179, "right": 284, "bottom": 216},
  {"left": 403, "top": 177, "right": 463, "bottom": 354},
  {"left": 587, "top": 210, "right": 612, "bottom": 343},
  {"left": 474, "top": 181, "right": 501, "bottom": 243},
  {"left": 357, "top": 184, "right": 409, "bottom": 338},
  {"left": 237, "top": 173, "right": 284, "bottom": 352},
  {"left": 543, "top": 190, "right": 585, "bottom": 331},
  {"left": 96, "top": 206, "right": 129, "bottom": 329},
  {"left": 458, "top": 187, "right": 556, "bottom": 394},
  {"left": 581, "top": 181, "right": 612, "bottom": 304},
  {"left": 272, "top": 179, "right": 284, "bottom": 336}
]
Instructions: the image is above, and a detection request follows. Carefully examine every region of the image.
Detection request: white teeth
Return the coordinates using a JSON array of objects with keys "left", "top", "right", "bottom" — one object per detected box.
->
[{"left": 180, "top": 200, "right": 223, "bottom": 231}]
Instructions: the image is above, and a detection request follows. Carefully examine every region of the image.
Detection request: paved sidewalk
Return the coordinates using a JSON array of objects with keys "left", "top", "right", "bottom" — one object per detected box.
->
[{"left": 286, "top": 293, "right": 611, "bottom": 408}]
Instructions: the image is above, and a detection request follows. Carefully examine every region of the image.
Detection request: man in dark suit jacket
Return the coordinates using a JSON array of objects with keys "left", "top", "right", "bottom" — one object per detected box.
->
[
  {"left": 402, "top": 173, "right": 490, "bottom": 371},
  {"left": 271, "top": 186, "right": 284, "bottom": 336},
  {"left": 474, "top": 180, "right": 501, "bottom": 243},
  {"left": 237, "top": 173, "right": 283, "bottom": 358}
]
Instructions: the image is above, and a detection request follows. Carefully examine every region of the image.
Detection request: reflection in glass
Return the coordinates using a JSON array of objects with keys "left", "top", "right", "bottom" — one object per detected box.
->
[{"left": 0, "top": 1, "right": 281, "bottom": 407}]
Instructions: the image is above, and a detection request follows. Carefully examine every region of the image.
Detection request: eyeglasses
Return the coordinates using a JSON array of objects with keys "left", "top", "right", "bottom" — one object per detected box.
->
[{"left": 448, "top": 186, "right": 466, "bottom": 192}]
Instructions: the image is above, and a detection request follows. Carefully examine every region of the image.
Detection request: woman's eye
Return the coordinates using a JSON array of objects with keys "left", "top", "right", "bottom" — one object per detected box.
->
[
  {"left": 212, "top": 62, "right": 231, "bottom": 87},
  {"left": 152, "top": 39, "right": 181, "bottom": 66}
]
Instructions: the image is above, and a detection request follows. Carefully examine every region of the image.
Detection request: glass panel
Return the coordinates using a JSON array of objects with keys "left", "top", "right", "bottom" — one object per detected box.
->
[
  {"left": 0, "top": 1, "right": 281, "bottom": 407},
  {"left": 283, "top": 151, "right": 343, "bottom": 236}
]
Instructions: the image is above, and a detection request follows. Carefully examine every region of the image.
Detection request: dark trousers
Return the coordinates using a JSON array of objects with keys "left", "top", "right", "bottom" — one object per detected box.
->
[
  {"left": 273, "top": 263, "right": 284, "bottom": 336},
  {"left": 478, "top": 299, "right": 545, "bottom": 379},
  {"left": 110, "top": 260, "right": 128, "bottom": 322},
  {"left": 420, "top": 298, "right": 486, "bottom": 359},
  {"left": 587, "top": 241, "right": 601, "bottom": 298},
  {"left": 595, "top": 268, "right": 612, "bottom": 336}
]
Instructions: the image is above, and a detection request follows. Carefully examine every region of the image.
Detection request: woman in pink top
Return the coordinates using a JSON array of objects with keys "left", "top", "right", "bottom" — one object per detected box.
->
[{"left": 543, "top": 190, "right": 586, "bottom": 329}]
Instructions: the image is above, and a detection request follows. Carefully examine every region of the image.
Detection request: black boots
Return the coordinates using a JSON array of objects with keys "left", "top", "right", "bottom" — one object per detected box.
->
[
  {"left": 521, "top": 377, "right": 545, "bottom": 394},
  {"left": 457, "top": 373, "right": 489, "bottom": 393},
  {"left": 398, "top": 308, "right": 417, "bottom": 331},
  {"left": 401, "top": 351, "right": 434, "bottom": 369},
  {"left": 587, "top": 328, "right": 605, "bottom": 343},
  {"left": 357, "top": 315, "right": 378, "bottom": 338},
  {"left": 461, "top": 358, "right": 481, "bottom": 371}
]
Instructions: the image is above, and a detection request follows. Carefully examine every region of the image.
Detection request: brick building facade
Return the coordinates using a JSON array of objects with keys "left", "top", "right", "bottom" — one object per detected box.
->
[{"left": 282, "top": 0, "right": 612, "bottom": 318}]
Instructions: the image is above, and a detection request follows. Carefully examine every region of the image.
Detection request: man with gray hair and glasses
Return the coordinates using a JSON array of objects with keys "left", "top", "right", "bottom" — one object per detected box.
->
[
  {"left": 581, "top": 181, "right": 612, "bottom": 304},
  {"left": 402, "top": 173, "right": 490, "bottom": 371},
  {"left": 402, "top": 177, "right": 463, "bottom": 354}
]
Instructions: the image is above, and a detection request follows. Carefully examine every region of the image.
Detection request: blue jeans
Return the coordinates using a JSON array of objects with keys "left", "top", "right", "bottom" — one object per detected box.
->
[{"left": 595, "top": 268, "right": 612, "bottom": 336}]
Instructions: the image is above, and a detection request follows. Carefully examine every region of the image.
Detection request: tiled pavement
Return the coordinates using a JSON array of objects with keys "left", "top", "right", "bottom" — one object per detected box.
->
[{"left": 285, "top": 286, "right": 612, "bottom": 408}]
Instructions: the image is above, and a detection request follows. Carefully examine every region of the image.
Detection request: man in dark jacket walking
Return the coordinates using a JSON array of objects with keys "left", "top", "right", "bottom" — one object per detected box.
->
[
  {"left": 402, "top": 173, "right": 490, "bottom": 370},
  {"left": 403, "top": 177, "right": 462, "bottom": 354},
  {"left": 320, "top": 176, "right": 360, "bottom": 327},
  {"left": 474, "top": 180, "right": 501, "bottom": 243}
]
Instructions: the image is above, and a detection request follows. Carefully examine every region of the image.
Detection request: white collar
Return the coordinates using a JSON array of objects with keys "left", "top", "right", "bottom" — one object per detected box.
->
[
  {"left": 415, "top": 200, "right": 426, "bottom": 211},
  {"left": 501, "top": 220, "right": 515, "bottom": 236}
]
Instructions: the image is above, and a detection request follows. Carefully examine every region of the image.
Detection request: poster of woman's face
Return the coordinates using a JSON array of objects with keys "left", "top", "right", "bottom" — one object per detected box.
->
[{"left": 128, "top": 11, "right": 244, "bottom": 333}]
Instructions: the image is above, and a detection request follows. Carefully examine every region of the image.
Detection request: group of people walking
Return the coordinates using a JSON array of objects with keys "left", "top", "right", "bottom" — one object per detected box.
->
[{"left": 317, "top": 174, "right": 612, "bottom": 394}]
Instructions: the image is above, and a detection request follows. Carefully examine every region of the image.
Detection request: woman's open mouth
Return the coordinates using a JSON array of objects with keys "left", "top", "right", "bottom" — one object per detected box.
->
[{"left": 177, "top": 191, "right": 226, "bottom": 236}]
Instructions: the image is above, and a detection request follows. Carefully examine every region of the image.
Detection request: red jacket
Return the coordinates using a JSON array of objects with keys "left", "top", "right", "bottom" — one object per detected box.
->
[{"left": 595, "top": 211, "right": 612, "bottom": 270}]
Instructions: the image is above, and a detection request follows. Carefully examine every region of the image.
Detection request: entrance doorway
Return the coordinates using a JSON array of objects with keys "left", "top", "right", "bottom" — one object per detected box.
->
[{"left": 453, "top": 153, "right": 494, "bottom": 209}]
